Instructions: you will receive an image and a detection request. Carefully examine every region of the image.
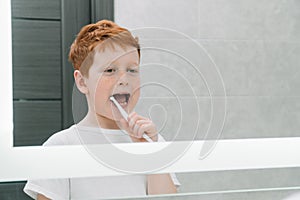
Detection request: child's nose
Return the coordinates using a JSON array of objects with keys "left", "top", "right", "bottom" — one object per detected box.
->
[{"left": 117, "top": 71, "right": 129, "bottom": 86}]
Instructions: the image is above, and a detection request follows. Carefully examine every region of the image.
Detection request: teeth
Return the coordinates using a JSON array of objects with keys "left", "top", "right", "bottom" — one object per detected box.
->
[{"left": 119, "top": 102, "right": 127, "bottom": 106}]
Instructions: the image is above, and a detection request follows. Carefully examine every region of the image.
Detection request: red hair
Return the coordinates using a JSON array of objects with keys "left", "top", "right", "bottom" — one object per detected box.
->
[{"left": 68, "top": 19, "right": 140, "bottom": 77}]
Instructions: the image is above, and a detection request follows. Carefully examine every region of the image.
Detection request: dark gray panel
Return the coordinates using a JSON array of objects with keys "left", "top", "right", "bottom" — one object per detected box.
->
[
  {"left": 11, "top": 0, "right": 61, "bottom": 20},
  {"left": 12, "top": 19, "right": 61, "bottom": 99},
  {"left": 61, "top": 0, "right": 91, "bottom": 128},
  {"left": 91, "top": 0, "right": 114, "bottom": 23},
  {"left": 13, "top": 101, "right": 62, "bottom": 146},
  {"left": 0, "top": 182, "right": 31, "bottom": 200}
]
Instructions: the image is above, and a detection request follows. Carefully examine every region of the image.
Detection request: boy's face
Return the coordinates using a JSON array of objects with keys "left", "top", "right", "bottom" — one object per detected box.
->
[{"left": 84, "top": 45, "right": 140, "bottom": 124}]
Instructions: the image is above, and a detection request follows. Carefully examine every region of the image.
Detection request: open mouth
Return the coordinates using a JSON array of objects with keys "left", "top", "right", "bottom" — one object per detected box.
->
[{"left": 111, "top": 93, "right": 130, "bottom": 106}]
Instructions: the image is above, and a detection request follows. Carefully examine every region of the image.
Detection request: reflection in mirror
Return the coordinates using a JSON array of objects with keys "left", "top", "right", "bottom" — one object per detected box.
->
[{"left": 4, "top": 0, "right": 300, "bottom": 199}]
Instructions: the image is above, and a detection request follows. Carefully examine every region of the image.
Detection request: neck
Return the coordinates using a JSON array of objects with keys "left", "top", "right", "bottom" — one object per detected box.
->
[{"left": 78, "top": 110, "right": 120, "bottom": 129}]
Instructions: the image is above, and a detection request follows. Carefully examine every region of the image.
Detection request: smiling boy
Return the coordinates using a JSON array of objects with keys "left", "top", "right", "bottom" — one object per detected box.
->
[{"left": 23, "top": 20, "right": 180, "bottom": 200}]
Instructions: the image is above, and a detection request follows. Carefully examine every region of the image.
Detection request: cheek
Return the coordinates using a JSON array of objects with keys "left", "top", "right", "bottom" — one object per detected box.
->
[
  {"left": 96, "top": 77, "right": 115, "bottom": 93},
  {"left": 132, "top": 86, "right": 140, "bottom": 99},
  {"left": 130, "top": 78, "right": 141, "bottom": 105},
  {"left": 94, "top": 78, "right": 116, "bottom": 106},
  {"left": 133, "top": 78, "right": 141, "bottom": 95}
]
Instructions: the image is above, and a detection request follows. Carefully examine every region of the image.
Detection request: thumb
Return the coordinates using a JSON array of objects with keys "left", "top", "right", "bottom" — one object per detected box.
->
[
  {"left": 119, "top": 118, "right": 140, "bottom": 142},
  {"left": 119, "top": 118, "right": 133, "bottom": 138},
  {"left": 119, "top": 118, "right": 129, "bottom": 131}
]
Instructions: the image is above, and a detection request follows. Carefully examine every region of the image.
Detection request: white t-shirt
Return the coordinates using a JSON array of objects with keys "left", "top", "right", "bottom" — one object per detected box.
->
[
  {"left": 24, "top": 124, "right": 181, "bottom": 200},
  {"left": 283, "top": 192, "right": 300, "bottom": 200}
]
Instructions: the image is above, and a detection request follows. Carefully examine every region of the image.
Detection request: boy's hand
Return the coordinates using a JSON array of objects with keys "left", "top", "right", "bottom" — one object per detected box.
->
[{"left": 119, "top": 112, "right": 158, "bottom": 142}]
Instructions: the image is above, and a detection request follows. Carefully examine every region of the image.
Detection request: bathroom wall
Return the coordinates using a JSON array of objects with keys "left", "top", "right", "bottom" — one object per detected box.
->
[{"left": 115, "top": 0, "right": 300, "bottom": 199}]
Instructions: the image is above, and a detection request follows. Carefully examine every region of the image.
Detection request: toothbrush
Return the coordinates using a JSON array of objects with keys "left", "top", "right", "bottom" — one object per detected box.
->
[{"left": 110, "top": 96, "right": 153, "bottom": 143}]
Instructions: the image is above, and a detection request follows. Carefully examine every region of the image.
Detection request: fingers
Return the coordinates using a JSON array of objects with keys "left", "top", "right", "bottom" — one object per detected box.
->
[
  {"left": 127, "top": 112, "right": 154, "bottom": 140},
  {"left": 137, "top": 122, "right": 152, "bottom": 138},
  {"left": 132, "top": 120, "right": 150, "bottom": 138},
  {"left": 128, "top": 112, "right": 148, "bottom": 130}
]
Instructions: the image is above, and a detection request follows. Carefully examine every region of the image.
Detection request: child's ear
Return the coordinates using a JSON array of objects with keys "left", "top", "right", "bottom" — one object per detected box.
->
[{"left": 74, "top": 70, "right": 89, "bottom": 94}]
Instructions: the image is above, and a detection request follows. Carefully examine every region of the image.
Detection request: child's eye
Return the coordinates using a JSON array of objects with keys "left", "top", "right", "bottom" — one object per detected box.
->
[
  {"left": 104, "top": 68, "right": 116, "bottom": 73},
  {"left": 128, "top": 68, "right": 139, "bottom": 73}
]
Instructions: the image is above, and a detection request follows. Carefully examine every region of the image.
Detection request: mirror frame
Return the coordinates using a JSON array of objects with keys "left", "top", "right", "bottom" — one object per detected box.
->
[{"left": 1, "top": 3, "right": 300, "bottom": 199}]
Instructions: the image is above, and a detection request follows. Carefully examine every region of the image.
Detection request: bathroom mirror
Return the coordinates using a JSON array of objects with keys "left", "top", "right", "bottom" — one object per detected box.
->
[{"left": 2, "top": 0, "right": 300, "bottom": 199}]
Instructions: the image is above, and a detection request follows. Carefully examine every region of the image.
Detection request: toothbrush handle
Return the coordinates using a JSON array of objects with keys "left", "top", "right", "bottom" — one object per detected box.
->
[
  {"left": 110, "top": 96, "right": 154, "bottom": 142},
  {"left": 142, "top": 133, "right": 153, "bottom": 143}
]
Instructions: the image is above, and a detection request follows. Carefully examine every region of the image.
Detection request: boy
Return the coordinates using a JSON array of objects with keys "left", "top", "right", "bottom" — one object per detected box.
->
[{"left": 24, "top": 20, "right": 181, "bottom": 200}]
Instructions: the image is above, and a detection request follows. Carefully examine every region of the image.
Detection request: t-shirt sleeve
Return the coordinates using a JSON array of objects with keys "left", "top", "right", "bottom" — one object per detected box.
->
[
  {"left": 23, "top": 131, "right": 70, "bottom": 199},
  {"left": 23, "top": 178, "right": 70, "bottom": 200},
  {"left": 157, "top": 134, "right": 181, "bottom": 188}
]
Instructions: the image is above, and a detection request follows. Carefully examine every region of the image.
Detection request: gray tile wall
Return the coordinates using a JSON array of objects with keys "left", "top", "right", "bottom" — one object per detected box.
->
[
  {"left": 115, "top": 0, "right": 300, "bottom": 140},
  {"left": 115, "top": 0, "right": 300, "bottom": 199}
]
